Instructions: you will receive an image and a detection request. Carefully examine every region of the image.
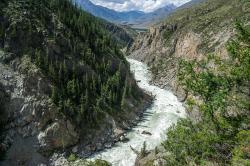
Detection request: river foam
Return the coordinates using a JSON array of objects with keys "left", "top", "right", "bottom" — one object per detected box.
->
[{"left": 91, "top": 59, "right": 186, "bottom": 166}]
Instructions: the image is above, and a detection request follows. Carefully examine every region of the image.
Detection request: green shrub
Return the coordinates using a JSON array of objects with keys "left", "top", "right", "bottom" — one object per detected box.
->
[
  {"left": 68, "top": 153, "right": 77, "bottom": 162},
  {"left": 163, "top": 22, "right": 250, "bottom": 165}
]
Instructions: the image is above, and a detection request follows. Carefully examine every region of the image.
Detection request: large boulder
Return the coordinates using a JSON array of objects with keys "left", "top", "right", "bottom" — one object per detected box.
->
[{"left": 38, "top": 120, "right": 79, "bottom": 151}]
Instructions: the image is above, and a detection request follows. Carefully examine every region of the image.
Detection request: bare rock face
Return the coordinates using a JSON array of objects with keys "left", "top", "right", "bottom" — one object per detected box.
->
[
  {"left": 134, "top": 145, "right": 168, "bottom": 166},
  {"left": 54, "top": 156, "right": 70, "bottom": 166},
  {"left": 38, "top": 120, "right": 79, "bottom": 151},
  {"left": 127, "top": 0, "right": 242, "bottom": 164},
  {"left": 0, "top": 59, "right": 79, "bottom": 165},
  {"left": 0, "top": 52, "right": 152, "bottom": 165},
  {"left": 174, "top": 32, "right": 202, "bottom": 60},
  {"left": 127, "top": 23, "right": 233, "bottom": 101}
]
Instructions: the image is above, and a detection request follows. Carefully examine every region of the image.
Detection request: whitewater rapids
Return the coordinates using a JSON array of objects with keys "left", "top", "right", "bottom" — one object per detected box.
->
[{"left": 91, "top": 59, "right": 186, "bottom": 166}]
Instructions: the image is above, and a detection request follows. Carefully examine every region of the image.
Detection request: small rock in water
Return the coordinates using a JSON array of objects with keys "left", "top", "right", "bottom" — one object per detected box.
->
[
  {"left": 119, "top": 135, "right": 129, "bottom": 142},
  {"left": 176, "top": 110, "right": 181, "bottom": 114},
  {"left": 142, "top": 131, "right": 152, "bottom": 136},
  {"left": 119, "top": 135, "right": 125, "bottom": 141}
]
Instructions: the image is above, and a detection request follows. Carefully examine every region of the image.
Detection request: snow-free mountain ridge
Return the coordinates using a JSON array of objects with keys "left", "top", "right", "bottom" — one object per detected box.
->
[{"left": 74, "top": 0, "right": 176, "bottom": 28}]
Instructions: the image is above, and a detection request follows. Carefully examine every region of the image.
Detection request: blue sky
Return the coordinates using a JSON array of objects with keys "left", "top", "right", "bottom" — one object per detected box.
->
[{"left": 90, "top": 0, "right": 191, "bottom": 12}]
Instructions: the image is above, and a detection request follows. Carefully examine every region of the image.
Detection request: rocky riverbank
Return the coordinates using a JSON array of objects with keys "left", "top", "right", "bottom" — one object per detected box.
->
[
  {"left": 0, "top": 53, "right": 153, "bottom": 166},
  {"left": 0, "top": 0, "right": 155, "bottom": 165},
  {"left": 66, "top": 95, "right": 153, "bottom": 159},
  {"left": 70, "top": 58, "right": 185, "bottom": 166},
  {"left": 50, "top": 96, "right": 153, "bottom": 166},
  {"left": 128, "top": 24, "right": 233, "bottom": 102},
  {"left": 0, "top": 55, "right": 79, "bottom": 165},
  {"left": 126, "top": 0, "right": 248, "bottom": 164}
]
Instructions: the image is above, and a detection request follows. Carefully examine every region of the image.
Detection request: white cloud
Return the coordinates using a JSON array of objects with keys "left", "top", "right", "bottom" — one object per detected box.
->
[{"left": 90, "top": 0, "right": 191, "bottom": 12}]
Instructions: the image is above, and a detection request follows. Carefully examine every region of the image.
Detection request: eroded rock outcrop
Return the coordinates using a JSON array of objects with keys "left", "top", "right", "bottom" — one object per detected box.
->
[
  {"left": 0, "top": 58, "right": 80, "bottom": 165},
  {"left": 38, "top": 120, "right": 79, "bottom": 151},
  {"left": 127, "top": 0, "right": 248, "bottom": 164},
  {"left": 128, "top": 22, "right": 234, "bottom": 103}
]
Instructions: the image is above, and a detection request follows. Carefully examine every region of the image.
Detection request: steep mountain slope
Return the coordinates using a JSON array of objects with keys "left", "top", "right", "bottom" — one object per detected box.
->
[
  {"left": 177, "top": 0, "right": 205, "bottom": 9},
  {"left": 101, "top": 22, "right": 137, "bottom": 47},
  {"left": 129, "top": 0, "right": 248, "bottom": 99},
  {"left": 69, "top": 0, "right": 138, "bottom": 47},
  {"left": 128, "top": 0, "right": 249, "bottom": 165},
  {"left": 74, "top": 0, "right": 176, "bottom": 28},
  {"left": 131, "top": 4, "right": 176, "bottom": 28},
  {"left": 74, "top": 0, "right": 144, "bottom": 23},
  {"left": 0, "top": 0, "right": 151, "bottom": 165}
]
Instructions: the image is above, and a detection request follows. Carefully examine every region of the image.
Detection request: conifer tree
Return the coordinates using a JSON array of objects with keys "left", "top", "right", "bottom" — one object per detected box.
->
[
  {"left": 121, "top": 78, "right": 128, "bottom": 109},
  {"left": 51, "top": 86, "right": 59, "bottom": 104}
]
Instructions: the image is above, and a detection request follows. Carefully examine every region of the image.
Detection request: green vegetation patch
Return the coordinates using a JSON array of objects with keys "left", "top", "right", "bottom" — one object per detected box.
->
[
  {"left": 0, "top": 0, "right": 145, "bottom": 131},
  {"left": 162, "top": 23, "right": 250, "bottom": 165}
]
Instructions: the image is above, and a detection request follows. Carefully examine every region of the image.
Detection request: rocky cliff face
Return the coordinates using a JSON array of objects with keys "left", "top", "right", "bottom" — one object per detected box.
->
[
  {"left": 129, "top": 27, "right": 233, "bottom": 102},
  {"left": 103, "top": 23, "right": 137, "bottom": 47},
  {"left": 0, "top": 54, "right": 151, "bottom": 165},
  {"left": 128, "top": 0, "right": 249, "bottom": 165},
  {"left": 0, "top": 53, "right": 79, "bottom": 165},
  {"left": 128, "top": 0, "right": 247, "bottom": 101}
]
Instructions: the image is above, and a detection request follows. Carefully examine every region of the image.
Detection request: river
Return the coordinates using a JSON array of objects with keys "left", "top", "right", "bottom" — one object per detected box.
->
[{"left": 91, "top": 58, "right": 186, "bottom": 166}]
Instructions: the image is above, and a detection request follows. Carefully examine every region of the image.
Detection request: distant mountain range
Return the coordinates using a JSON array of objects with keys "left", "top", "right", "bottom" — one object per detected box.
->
[{"left": 73, "top": 0, "right": 176, "bottom": 28}]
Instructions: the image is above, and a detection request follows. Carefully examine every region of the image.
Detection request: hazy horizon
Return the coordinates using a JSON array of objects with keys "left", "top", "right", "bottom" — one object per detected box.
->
[{"left": 89, "top": 0, "right": 191, "bottom": 13}]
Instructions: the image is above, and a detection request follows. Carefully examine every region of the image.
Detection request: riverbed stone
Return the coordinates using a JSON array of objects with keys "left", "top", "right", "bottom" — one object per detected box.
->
[{"left": 142, "top": 131, "right": 152, "bottom": 136}]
